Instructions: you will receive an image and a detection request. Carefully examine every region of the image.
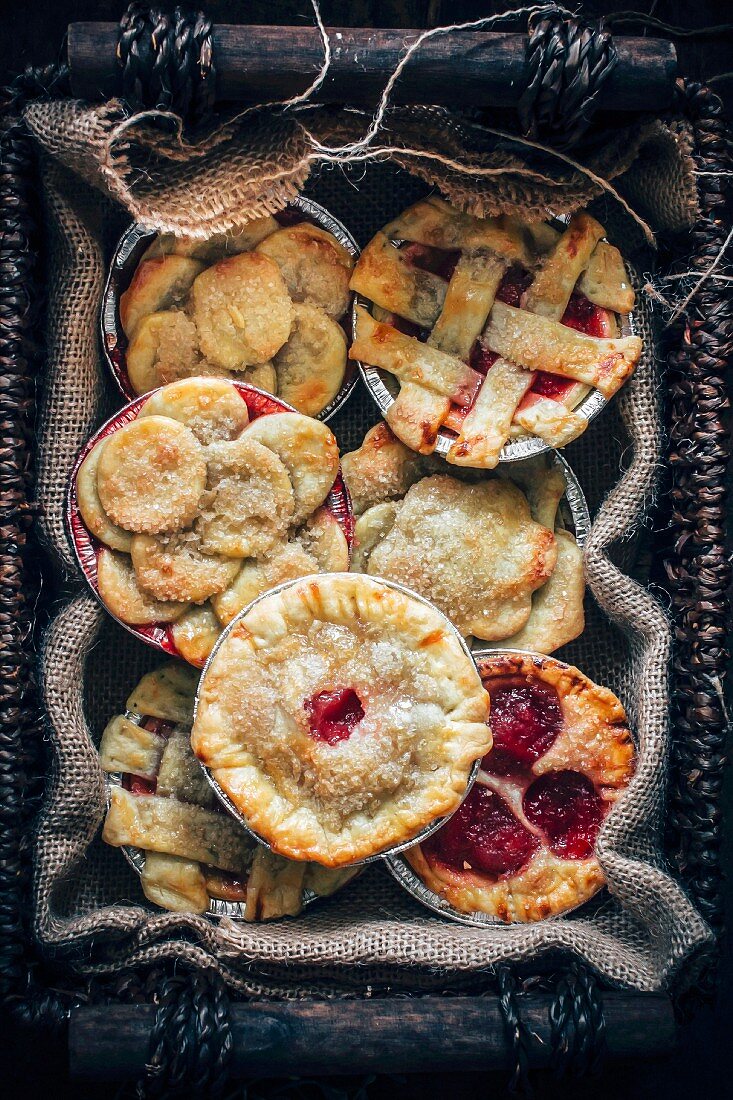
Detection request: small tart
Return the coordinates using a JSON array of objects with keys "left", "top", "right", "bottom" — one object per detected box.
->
[
  {"left": 272, "top": 303, "right": 347, "bottom": 417},
  {"left": 170, "top": 604, "right": 221, "bottom": 666},
  {"left": 242, "top": 412, "right": 339, "bottom": 525},
  {"left": 139, "top": 377, "right": 249, "bottom": 444},
  {"left": 96, "top": 549, "right": 189, "bottom": 625},
  {"left": 76, "top": 441, "right": 132, "bottom": 552},
  {"left": 191, "top": 251, "right": 293, "bottom": 369},
  {"left": 406, "top": 652, "right": 635, "bottom": 922},
  {"left": 96, "top": 416, "right": 206, "bottom": 534},
  {"left": 366, "top": 476, "right": 557, "bottom": 641},
  {"left": 120, "top": 255, "right": 204, "bottom": 339},
  {"left": 196, "top": 436, "right": 295, "bottom": 559},
  {"left": 256, "top": 222, "right": 354, "bottom": 319},
  {"left": 191, "top": 573, "right": 491, "bottom": 866},
  {"left": 130, "top": 531, "right": 241, "bottom": 603}
]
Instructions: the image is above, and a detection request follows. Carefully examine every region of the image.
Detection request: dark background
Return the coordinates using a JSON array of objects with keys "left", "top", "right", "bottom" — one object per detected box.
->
[{"left": 1, "top": 2, "right": 731, "bottom": 1097}]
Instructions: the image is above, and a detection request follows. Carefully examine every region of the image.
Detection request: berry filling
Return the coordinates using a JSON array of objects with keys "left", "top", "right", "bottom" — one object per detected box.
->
[
  {"left": 522, "top": 770, "right": 606, "bottom": 859},
  {"left": 305, "top": 687, "right": 365, "bottom": 746},
  {"left": 424, "top": 783, "right": 539, "bottom": 878},
  {"left": 123, "top": 773, "right": 157, "bottom": 796},
  {"left": 401, "top": 242, "right": 461, "bottom": 281},
  {"left": 561, "top": 292, "right": 608, "bottom": 337},
  {"left": 482, "top": 676, "right": 564, "bottom": 776}
]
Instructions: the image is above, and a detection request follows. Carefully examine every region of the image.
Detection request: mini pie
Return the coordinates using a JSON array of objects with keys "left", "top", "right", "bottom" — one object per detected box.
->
[
  {"left": 75, "top": 378, "right": 347, "bottom": 665},
  {"left": 101, "top": 665, "right": 358, "bottom": 918},
  {"left": 121, "top": 213, "right": 355, "bottom": 418},
  {"left": 343, "top": 424, "right": 584, "bottom": 654},
  {"left": 191, "top": 573, "right": 491, "bottom": 866},
  {"left": 405, "top": 652, "right": 635, "bottom": 922},
  {"left": 349, "top": 197, "right": 641, "bottom": 466}
]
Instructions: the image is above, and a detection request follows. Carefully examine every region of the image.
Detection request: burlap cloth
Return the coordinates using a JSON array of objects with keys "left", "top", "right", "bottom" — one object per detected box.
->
[{"left": 26, "top": 97, "right": 711, "bottom": 996}]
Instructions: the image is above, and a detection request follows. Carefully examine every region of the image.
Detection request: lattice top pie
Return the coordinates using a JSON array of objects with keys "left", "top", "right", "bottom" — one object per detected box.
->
[
  {"left": 191, "top": 573, "right": 491, "bottom": 867},
  {"left": 405, "top": 652, "right": 635, "bottom": 922},
  {"left": 349, "top": 197, "right": 641, "bottom": 467},
  {"left": 101, "top": 665, "right": 357, "bottom": 918}
]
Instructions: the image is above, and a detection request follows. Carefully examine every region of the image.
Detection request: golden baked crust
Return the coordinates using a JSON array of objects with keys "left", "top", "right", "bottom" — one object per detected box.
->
[
  {"left": 349, "top": 200, "right": 641, "bottom": 466},
  {"left": 272, "top": 303, "right": 347, "bottom": 417},
  {"left": 120, "top": 255, "right": 204, "bottom": 338},
  {"left": 76, "top": 441, "right": 132, "bottom": 552},
  {"left": 366, "top": 476, "right": 557, "bottom": 641},
  {"left": 242, "top": 412, "right": 339, "bottom": 525},
  {"left": 256, "top": 222, "right": 354, "bottom": 319},
  {"left": 340, "top": 422, "right": 429, "bottom": 516},
  {"left": 96, "top": 549, "right": 189, "bottom": 625},
  {"left": 96, "top": 416, "right": 207, "bottom": 534},
  {"left": 139, "top": 377, "right": 249, "bottom": 444},
  {"left": 130, "top": 531, "right": 241, "bottom": 603},
  {"left": 406, "top": 652, "right": 634, "bottom": 922},
  {"left": 191, "top": 251, "right": 293, "bottom": 369},
  {"left": 170, "top": 604, "right": 221, "bottom": 666},
  {"left": 191, "top": 573, "right": 491, "bottom": 866}
]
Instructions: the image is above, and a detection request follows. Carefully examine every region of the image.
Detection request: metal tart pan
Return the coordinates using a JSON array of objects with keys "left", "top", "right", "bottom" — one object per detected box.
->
[
  {"left": 102, "top": 195, "right": 360, "bottom": 421},
  {"left": 386, "top": 648, "right": 605, "bottom": 926},
  {"left": 66, "top": 383, "right": 354, "bottom": 664},
  {"left": 354, "top": 216, "right": 638, "bottom": 464},
  {"left": 193, "top": 573, "right": 484, "bottom": 868}
]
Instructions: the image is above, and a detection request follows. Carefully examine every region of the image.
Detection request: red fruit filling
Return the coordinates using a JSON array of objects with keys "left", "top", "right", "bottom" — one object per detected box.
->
[
  {"left": 561, "top": 292, "right": 608, "bottom": 337},
  {"left": 123, "top": 773, "right": 157, "bottom": 796},
  {"left": 304, "top": 687, "right": 365, "bottom": 746},
  {"left": 482, "top": 676, "right": 564, "bottom": 776},
  {"left": 424, "top": 783, "right": 539, "bottom": 878},
  {"left": 401, "top": 242, "right": 460, "bottom": 281},
  {"left": 469, "top": 340, "right": 499, "bottom": 376},
  {"left": 496, "top": 266, "right": 533, "bottom": 306},
  {"left": 523, "top": 770, "right": 606, "bottom": 859}
]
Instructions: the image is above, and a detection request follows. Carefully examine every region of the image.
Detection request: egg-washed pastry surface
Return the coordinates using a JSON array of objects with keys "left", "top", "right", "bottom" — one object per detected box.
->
[
  {"left": 405, "top": 651, "right": 635, "bottom": 922},
  {"left": 100, "top": 664, "right": 358, "bottom": 917},
  {"left": 342, "top": 424, "right": 584, "bottom": 654},
  {"left": 191, "top": 573, "right": 491, "bottom": 867},
  {"left": 349, "top": 197, "right": 641, "bottom": 467},
  {"left": 120, "top": 215, "right": 354, "bottom": 418},
  {"left": 76, "top": 379, "right": 347, "bottom": 664}
]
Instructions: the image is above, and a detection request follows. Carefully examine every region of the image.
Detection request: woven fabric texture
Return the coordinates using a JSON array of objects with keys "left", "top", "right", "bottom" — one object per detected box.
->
[{"left": 28, "top": 99, "right": 711, "bottom": 995}]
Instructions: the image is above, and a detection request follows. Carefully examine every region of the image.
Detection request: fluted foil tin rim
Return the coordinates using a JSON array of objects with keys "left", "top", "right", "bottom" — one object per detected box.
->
[
  {"left": 104, "top": 714, "right": 328, "bottom": 920},
  {"left": 550, "top": 450, "right": 590, "bottom": 547},
  {"left": 386, "top": 647, "right": 602, "bottom": 926},
  {"left": 354, "top": 216, "right": 638, "bottom": 464},
  {"left": 102, "top": 195, "right": 360, "bottom": 422},
  {"left": 193, "top": 572, "right": 484, "bottom": 868}
]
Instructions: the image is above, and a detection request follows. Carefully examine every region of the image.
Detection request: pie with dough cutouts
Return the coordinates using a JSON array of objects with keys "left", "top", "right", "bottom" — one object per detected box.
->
[
  {"left": 343, "top": 425, "right": 584, "bottom": 654},
  {"left": 405, "top": 651, "right": 635, "bottom": 922},
  {"left": 349, "top": 197, "right": 641, "bottom": 467},
  {"left": 73, "top": 379, "right": 348, "bottom": 665},
  {"left": 191, "top": 573, "right": 491, "bottom": 866},
  {"left": 100, "top": 664, "right": 359, "bottom": 917},
  {"left": 119, "top": 213, "right": 354, "bottom": 419}
]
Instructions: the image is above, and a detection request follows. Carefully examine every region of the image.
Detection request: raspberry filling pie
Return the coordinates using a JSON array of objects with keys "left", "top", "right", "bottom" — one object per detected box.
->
[
  {"left": 350, "top": 196, "right": 641, "bottom": 467},
  {"left": 191, "top": 573, "right": 491, "bottom": 867},
  {"left": 405, "top": 652, "right": 635, "bottom": 922},
  {"left": 101, "top": 664, "right": 358, "bottom": 918}
]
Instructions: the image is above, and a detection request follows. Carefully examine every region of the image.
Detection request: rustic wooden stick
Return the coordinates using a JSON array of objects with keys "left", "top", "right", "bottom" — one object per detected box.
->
[
  {"left": 67, "top": 24, "right": 677, "bottom": 110},
  {"left": 68, "top": 994, "right": 675, "bottom": 1079}
]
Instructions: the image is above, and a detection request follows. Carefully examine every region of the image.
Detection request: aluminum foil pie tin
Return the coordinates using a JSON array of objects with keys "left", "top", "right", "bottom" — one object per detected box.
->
[
  {"left": 104, "top": 715, "right": 342, "bottom": 920},
  {"left": 102, "top": 195, "right": 360, "bottom": 421},
  {"left": 354, "top": 217, "right": 639, "bottom": 464},
  {"left": 386, "top": 648, "right": 601, "bottom": 926},
  {"left": 544, "top": 449, "right": 590, "bottom": 547},
  {"left": 65, "top": 383, "right": 354, "bottom": 662},
  {"left": 193, "top": 574, "right": 483, "bottom": 868}
]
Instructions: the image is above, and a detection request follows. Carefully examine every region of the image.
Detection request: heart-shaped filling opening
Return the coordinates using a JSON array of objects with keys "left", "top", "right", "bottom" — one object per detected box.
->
[
  {"left": 304, "top": 687, "right": 365, "bottom": 746},
  {"left": 482, "top": 676, "right": 563, "bottom": 776},
  {"left": 423, "top": 783, "right": 540, "bottom": 878}
]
